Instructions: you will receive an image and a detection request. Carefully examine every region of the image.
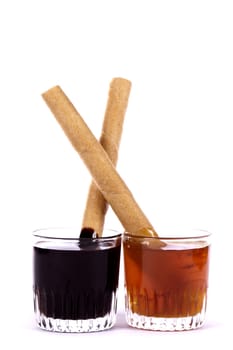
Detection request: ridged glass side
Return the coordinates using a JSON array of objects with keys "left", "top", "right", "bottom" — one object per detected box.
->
[
  {"left": 34, "top": 287, "right": 118, "bottom": 332},
  {"left": 125, "top": 287, "right": 208, "bottom": 331}
]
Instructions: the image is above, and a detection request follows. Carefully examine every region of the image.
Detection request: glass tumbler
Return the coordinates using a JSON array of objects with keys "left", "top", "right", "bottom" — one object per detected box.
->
[
  {"left": 33, "top": 228, "right": 121, "bottom": 332},
  {"left": 123, "top": 229, "right": 211, "bottom": 331}
]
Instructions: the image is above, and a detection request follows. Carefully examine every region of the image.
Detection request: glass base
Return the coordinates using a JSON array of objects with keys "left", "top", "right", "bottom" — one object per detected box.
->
[
  {"left": 35, "top": 313, "right": 116, "bottom": 333},
  {"left": 34, "top": 290, "right": 118, "bottom": 332},
  {"left": 125, "top": 310, "right": 206, "bottom": 331}
]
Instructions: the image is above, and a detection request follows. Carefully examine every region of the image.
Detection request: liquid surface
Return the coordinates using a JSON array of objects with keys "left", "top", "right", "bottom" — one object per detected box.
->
[
  {"left": 124, "top": 240, "right": 210, "bottom": 318},
  {"left": 33, "top": 244, "right": 121, "bottom": 320}
]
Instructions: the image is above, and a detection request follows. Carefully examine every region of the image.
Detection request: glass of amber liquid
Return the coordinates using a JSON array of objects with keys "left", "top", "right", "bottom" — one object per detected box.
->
[{"left": 123, "top": 229, "right": 211, "bottom": 331}]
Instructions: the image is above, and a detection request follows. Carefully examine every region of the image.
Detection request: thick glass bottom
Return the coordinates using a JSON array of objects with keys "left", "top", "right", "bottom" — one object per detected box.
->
[
  {"left": 34, "top": 290, "right": 118, "bottom": 332},
  {"left": 35, "top": 313, "right": 116, "bottom": 332},
  {"left": 125, "top": 309, "right": 206, "bottom": 331},
  {"left": 125, "top": 294, "right": 207, "bottom": 331}
]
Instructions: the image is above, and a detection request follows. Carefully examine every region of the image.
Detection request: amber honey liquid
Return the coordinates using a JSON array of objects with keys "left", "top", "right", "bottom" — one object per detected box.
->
[{"left": 124, "top": 238, "right": 210, "bottom": 318}]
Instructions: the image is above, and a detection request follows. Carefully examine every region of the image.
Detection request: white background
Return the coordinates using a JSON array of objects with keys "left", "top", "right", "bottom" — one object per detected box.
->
[{"left": 0, "top": 0, "right": 232, "bottom": 348}]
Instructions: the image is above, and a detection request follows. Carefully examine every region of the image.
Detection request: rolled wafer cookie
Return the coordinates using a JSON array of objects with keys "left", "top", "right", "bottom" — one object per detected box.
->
[{"left": 82, "top": 78, "right": 131, "bottom": 235}]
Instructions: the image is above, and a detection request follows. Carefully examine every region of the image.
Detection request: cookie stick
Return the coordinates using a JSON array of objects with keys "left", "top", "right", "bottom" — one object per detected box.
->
[
  {"left": 42, "top": 85, "right": 158, "bottom": 238},
  {"left": 82, "top": 78, "right": 131, "bottom": 235}
]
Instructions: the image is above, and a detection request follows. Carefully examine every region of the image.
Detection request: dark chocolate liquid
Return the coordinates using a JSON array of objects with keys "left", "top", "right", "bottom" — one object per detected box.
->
[{"left": 33, "top": 243, "right": 121, "bottom": 320}]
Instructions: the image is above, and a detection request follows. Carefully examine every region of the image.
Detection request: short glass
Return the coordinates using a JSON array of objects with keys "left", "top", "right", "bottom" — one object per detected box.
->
[
  {"left": 123, "top": 229, "right": 211, "bottom": 331},
  {"left": 33, "top": 228, "right": 121, "bottom": 332}
]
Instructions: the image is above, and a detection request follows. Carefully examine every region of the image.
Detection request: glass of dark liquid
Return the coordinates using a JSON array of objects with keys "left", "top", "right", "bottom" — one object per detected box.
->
[
  {"left": 33, "top": 228, "right": 121, "bottom": 332},
  {"left": 123, "top": 229, "right": 211, "bottom": 331}
]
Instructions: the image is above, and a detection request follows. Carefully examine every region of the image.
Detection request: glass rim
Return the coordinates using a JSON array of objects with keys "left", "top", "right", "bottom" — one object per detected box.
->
[
  {"left": 32, "top": 227, "right": 122, "bottom": 241},
  {"left": 124, "top": 228, "right": 212, "bottom": 241}
]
